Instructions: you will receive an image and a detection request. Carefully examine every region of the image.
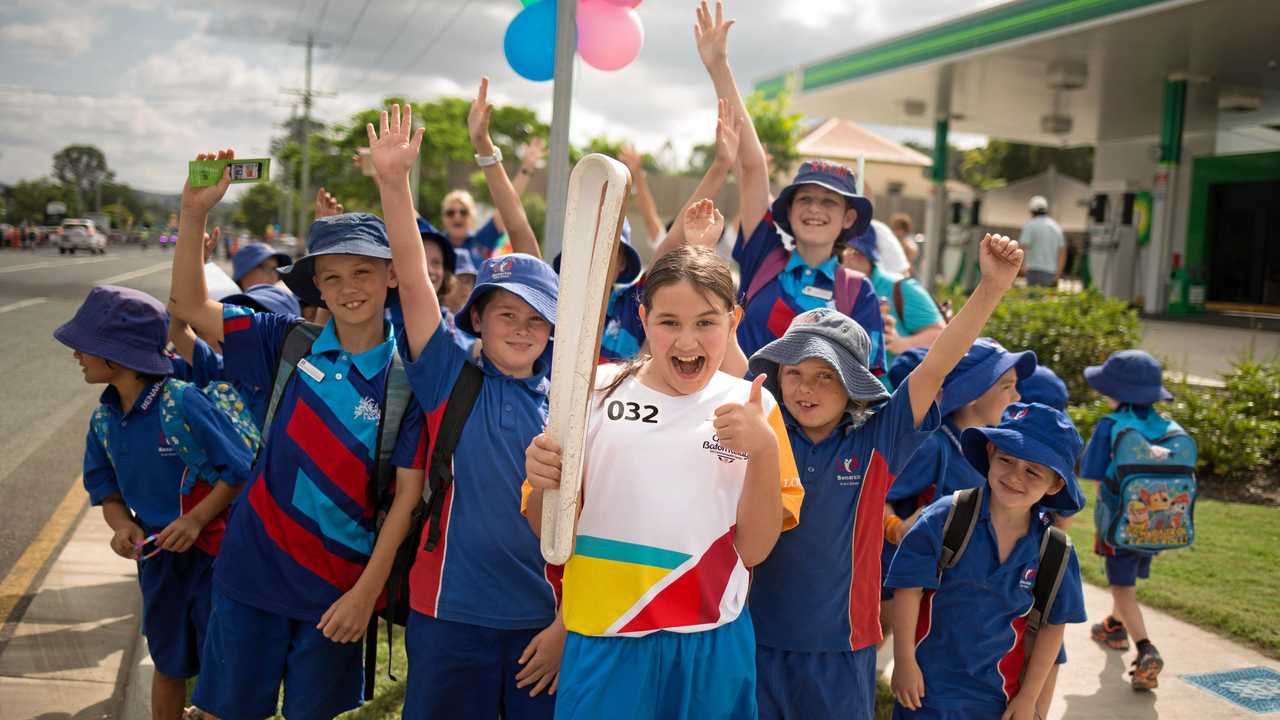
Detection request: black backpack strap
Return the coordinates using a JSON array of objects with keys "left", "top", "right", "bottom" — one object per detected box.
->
[
  {"left": 261, "top": 321, "right": 323, "bottom": 446},
  {"left": 893, "top": 278, "right": 907, "bottom": 323},
  {"left": 1027, "top": 526, "right": 1071, "bottom": 638},
  {"left": 423, "top": 361, "right": 485, "bottom": 552},
  {"left": 938, "top": 487, "right": 982, "bottom": 576},
  {"left": 370, "top": 351, "right": 412, "bottom": 511}
]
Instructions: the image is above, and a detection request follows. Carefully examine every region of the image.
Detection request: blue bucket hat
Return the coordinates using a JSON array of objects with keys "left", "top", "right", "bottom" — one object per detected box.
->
[
  {"left": 960, "top": 402, "right": 1085, "bottom": 513},
  {"left": 1017, "top": 365, "right": 1069, "bottom": 412},
  {"left": 771, "top": 160, "right": 873, "bottom": 243},
  {"left": 232, "top": 243, "right": 293, "bottom": 284},
  {"left": 939, "top": 338, "right": 1037, "bottom": 417},
  {"left": 552, "top": 218, "right": 641, "bottom": 286},
  {"left": 54, "top": 285, "right": 172, "bottom": 376},
  {"left": 1084, "top": 350, "right": 1172, "bottom": 405},
  {"left": 847, "top": 224, "right": 881, "bottom": 265},
  {"left": 222, "top": 284, "right": 302, "bottom": 317},
  {"left": 888, "top": 345, "right": 929, "bottom": 389},
  {"left": 749, "top": 307, "right": 890, "bottom": 408},
  {"left": 453, "top": 250, "right": 478, "bottom": 278},
  {"left": 279, "top": 213, "right": 394, "bottom": 309},
  {"left": 457, "top": 253, "right": 559, "bottom": 336},
  {"left": 417, "top": 216, "right": 456, "bottom": 275}
]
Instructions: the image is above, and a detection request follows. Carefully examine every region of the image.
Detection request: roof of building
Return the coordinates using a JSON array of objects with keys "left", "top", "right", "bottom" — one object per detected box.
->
[{"left": 796, "top": 118, "right": 934, "bottom": 167}]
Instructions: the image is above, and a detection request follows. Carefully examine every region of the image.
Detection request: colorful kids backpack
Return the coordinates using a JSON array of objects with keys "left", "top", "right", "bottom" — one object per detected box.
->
[{"left": 1093, "top": 408, "right": 1197, "bottom": 554}]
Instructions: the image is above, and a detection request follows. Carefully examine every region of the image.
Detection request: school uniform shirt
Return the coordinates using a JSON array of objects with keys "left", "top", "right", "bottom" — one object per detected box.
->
[
  {"left": 458, "top": 218, "right": 503, "bottom": 268},
  {"left": 734, "top": 215, "right": 886, "bottom": 372},
  {"left": 83, "top": 381, "right": 255, "bottom": 533},
  {"left": 213, "top": 311, "right": 427, "bottom": 622},
  {"left": 868, "top": 265, "right": 943, "bottom": 371},
  {"left": 885, "top": 489, "right": 1087, "bottom": 715},
  {"left": 558, "top": 365, "right": 803, "bottom": 638},
  {"left": 599, "top": 282, "right": 646, "bottom": 362},
  {"left": 750, "top": 378, "right": 941, "bottom": 652},
  {"left": 404, "top": 322, "right": 559, "bottom": 630},
  {"left": 169, "top": 336, "right": 272, "bottom": 430}
]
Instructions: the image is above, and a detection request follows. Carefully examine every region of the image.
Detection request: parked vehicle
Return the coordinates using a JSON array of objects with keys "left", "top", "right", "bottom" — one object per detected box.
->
[{"left": 57, "top": 219, "right": 107, "bottom": 255}]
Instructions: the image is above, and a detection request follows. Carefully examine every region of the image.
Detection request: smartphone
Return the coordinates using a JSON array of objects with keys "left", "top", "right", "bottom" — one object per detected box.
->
[{"left": 188, "top": 158, "right": 272, "bottom": 187}]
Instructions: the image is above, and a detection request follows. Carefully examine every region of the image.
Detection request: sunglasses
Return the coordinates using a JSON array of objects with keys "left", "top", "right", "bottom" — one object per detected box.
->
[{"left": 444, "top": 208, "right": 470, "bottom": 219}]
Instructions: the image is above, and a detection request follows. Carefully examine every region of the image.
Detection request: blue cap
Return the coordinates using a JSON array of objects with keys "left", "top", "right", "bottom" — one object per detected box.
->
[
  {"left": 54, "top": 285, "right": 172, "bottom": 376},
  {"left": 1084, "top": 350, "right": 1172, "bottom": 405},
  {"left": 848, "top": 224, "right": 880, "bottom": 265},
  {"left": 961, "top": 402, "right": 1085, "bottom": 513},
  {"left": 279, "top": 213, "right": 393, "bottom": 308},
  {"left": 457, "top": 253, "right": 559, "bottom": 336},
  {"left": 771, "top": 160, "right": 873, "bottom": 243},
  {"left": 939, "top": 338, "right": 1037, "bottom": 417},
  {"left": 453, "top": 250, "right": 478, "bottom": 278},
  {"left": 1017, "top": 366, "right": 1069, "bottom": 411},
  {"left": 417, "top": 216, "right": 456, "bottom": 275},
  {"left": 888, "top": 345, "right": 929, "bottom": 389},
  {"left": 222, "top": 284, "right": 302, "bottom": 317},
  {"left": 232, "top": 243, "right": 293, "bottom": 283},
  {"left": 552, "top": 218, "right": 641, "bottom": 286}
]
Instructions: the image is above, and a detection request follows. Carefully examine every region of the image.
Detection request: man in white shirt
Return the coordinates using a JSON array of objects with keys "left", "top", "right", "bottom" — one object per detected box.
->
[{"left": 1018, "top": 195, "right": 1066, "bottom": 288}]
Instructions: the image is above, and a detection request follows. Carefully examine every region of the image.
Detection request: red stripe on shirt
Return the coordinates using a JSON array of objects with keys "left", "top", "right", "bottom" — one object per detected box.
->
[
  {"left": 409, "top": 402, "right": 451, "bottom": 617},
  {"left": 767, "top": 297, "right": 798, "bottom": 339},
  {"left": 224, "top": 315, "right": 252, "bottom": 334},
  {"left": 914, "top": 589, "right": 935, "bottom": 646},
  {"left": 848, "top": 451, "right": 893, "bottom": 651},
  {"left": 248, "top": 475, "right": 364, "bottom": 591},
  {"left": 285, "top": 398, "right": 370, "bottom": 514},
  {"left": 998, "top": 615, "right": 1030, "bottom": 702},
  {"left": 616, "top": 527, "right": 739, "bottom": 634}
]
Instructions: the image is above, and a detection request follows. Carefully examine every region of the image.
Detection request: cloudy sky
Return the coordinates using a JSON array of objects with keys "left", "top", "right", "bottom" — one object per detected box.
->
[{"left": 0, "top": 0, "right": 1000, "bottom": 193}]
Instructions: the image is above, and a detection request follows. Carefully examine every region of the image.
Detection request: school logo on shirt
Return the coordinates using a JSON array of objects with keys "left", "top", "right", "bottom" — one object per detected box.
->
[
  {"left": 703, "top": 434, "right": 749, "bottom": 463},
  {"left": 157, "top": 429, "right": 177, "bottom": 457},
  {"left": 1009, "top": 408, "right": 1030, "bottom": 421},
  {"left": 1020, "top": 566, "right": 1037, "bottom": 590},
  {"left": 836, "top": 455, "right": 863, "bottom": 487},
  {"left": 353, "top": 396, "right": 381, "bottom": 422}
]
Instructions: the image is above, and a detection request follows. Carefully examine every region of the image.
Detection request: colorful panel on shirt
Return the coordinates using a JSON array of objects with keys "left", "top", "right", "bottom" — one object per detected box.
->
[
  {"left": 562, "top": 365, "right": 802, "bottom": 638},
  {"left": 749, "top": 378, "right": 940, "bottom": 652},
  {"left": 213, "top": 311, "right": 426, "bottom": 622},
  {"left": 458, "top": 218, "right": 503, "bottom": 267},
  {"left": 599, "top": 283, "right": 646, "bottom": 362}
]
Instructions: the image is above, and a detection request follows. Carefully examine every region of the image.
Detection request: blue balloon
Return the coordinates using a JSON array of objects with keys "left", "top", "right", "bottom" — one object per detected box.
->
[{"left": 504, "top": 0, "right": 557, "bottom": 82}]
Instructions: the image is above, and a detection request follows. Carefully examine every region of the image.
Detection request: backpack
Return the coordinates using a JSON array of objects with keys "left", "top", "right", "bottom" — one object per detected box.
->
[
  {"left": 1093, "top": 409, "right": 1197, "bottom": 555},
  {"left": 743, "top": 245, "right": 865, "bottom": 317},
  {"left": 893, "top": 277, "right": 953, "bottom": 328},
  {"left": 938, "top": 485, "right": 1072, "bottom": 679}
]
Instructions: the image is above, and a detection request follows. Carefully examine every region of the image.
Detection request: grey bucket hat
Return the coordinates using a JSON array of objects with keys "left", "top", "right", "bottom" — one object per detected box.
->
[{"left": 749, "top": 307, "right": 890, "bottom": 408}]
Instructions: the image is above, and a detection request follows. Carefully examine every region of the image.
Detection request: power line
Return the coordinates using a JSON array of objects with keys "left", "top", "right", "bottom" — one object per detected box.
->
[
  {"left": 329, "top": 0, "right": 373, "bottom": 67},
  {"left": 386, "top": 0, "right": 476, "bottom": 86},
  {"left": 342, "top": 0, "right": 431, "bottom": 94},
  {"left": 312, "top": 0, "right": 332, "bottom": 36}
]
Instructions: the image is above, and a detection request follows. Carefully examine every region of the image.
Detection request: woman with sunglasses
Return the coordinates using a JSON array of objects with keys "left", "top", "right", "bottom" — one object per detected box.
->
[{"left": 444, "top": 132, "right": 546, "bottom": 267}]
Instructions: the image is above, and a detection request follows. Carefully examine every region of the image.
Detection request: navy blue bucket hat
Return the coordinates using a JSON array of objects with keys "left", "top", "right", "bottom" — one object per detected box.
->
[
  {"left": 939, "top": 338, "right": 1037, "bottom": 417},
  {"left": 453, "top": 250, "right": 478, "bottom": 278},
  {"left": 457, "top": 253, "right": 559, "bottom": 336},
  {"left": 961, "top": 402, "right": 1085, "bottom": 513},
  {"left": 771, "top": 160, "right": 873, "bottom": 243},
  {"left": 222, "top": 284, "right": 302, "bottom": 317},
  {"left": 847, "top": 224, "right": 881, "bottom": 265},
  {"left": 552, "top": 218, "right": 641, "bottom": 286},
  {"left": 1084, "top": 350, "right": 1172, "bottom": 405},
  {"left": 54, "top": 285, "right": 172, "bottom": 376},
  {"left": 417, "top": 216, "right": 456, "bottom": 275},
  {"left": 279, "top": 213, "right": 394, "bottom": 309},
  {"left": 749, "top": 307, "right": 890, "bottom": 407},
  {"left": 888, "top": 345, "right": 929, "bottom": 389},
  {"left": 232, "top": 243, "right": 293, "bottom": 284},
  {"left": 1017, "top": 365, "right": 1069, "bottom": 411}
]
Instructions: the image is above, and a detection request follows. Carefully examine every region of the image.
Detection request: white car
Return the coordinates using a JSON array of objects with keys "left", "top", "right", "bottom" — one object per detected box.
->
[{"left": 58, "top": 219, "right": 107, "bottom": 255}]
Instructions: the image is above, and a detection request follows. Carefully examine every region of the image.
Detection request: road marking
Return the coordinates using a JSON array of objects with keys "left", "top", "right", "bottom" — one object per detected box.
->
[
  {"left": 0, "top": 478, "right": 87, "bottom": 628},
  {"left": 96, "top": 261, "right": 172, "bottom": 285},
  {"left": 0, "top": 256, "right": 114, "bottom": 275},
  {"left": 0, "top": 297, "right": 47, "bottom": 315}
]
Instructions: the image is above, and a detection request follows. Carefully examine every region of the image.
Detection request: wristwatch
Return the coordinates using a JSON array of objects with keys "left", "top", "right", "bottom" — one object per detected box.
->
[{"left": 475, "top": 147, "right": 504, "bottom": 167}]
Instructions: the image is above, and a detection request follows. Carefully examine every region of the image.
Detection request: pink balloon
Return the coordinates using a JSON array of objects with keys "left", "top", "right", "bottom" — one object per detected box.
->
[
  {"left": 600, "top": 0, "right": 642, "bottom": 6},
  {"left": 577, "top": 0, "right": 644, "bottom": 71}
]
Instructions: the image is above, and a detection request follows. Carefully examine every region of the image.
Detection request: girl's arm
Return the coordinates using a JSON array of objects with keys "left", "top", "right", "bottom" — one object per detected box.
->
[
  {"left": 652, "top": 99, "right": 743, "bottom": 261},
  {"left": 619, "top": 144, "right": 665, "bottom": 248},
  {"left": 908, "top": 234, "right": 1024, "bottom": 425},
  {"left": 718, "top": 376, "right": 784, "bottom": 566},
  {"left": 170, "top": 151, "right": 234, "bottom": 343},
  {"left": 1004, "top": 623, "right": 1066, "bottom": 720},
  {"left": 695, "top": 0, "right": 770, "bottom": 236},
  {"left": 891, "top": 587, "right": 927, "bottom": 710},
  {"left": 471, "top": 78, "right": 540, "bottom": 259},
  {"left": 367, "top": 103, "right": 440, "bottom": 360},
  {"left": 524, "top": 432, "right": 564, "bottom": 538}
]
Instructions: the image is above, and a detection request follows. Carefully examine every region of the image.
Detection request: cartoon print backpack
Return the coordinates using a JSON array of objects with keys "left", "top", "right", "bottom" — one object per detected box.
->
[{"left": 1094, "top": 408, "right": 1197, "bottom": 554}]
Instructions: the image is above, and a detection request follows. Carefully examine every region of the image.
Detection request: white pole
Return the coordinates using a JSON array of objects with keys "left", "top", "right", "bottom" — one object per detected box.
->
[
  {"left": 855, "top": 154, "right": 865, "bottom": 195},
  {"left": 543, "top": 0, "right": 577, "bottom": 259}
]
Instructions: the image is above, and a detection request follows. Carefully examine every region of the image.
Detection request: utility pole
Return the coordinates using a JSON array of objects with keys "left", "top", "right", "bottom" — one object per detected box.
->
[
  {"left": 542, "top": 0, "right": 578, "bottom": 259},
  {"left": 284, "top": 33, "right": 332, "bottom": 239}
]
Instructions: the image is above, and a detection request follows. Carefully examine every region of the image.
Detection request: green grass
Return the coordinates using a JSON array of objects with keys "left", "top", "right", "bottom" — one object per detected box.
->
[{"left": 1069, "top": 482, "right": 1280, "bottom": 658}]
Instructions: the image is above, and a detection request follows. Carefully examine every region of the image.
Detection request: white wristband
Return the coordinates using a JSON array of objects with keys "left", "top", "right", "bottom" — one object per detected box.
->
[{"left": 475, "top": 147, "right": 504, "bottom": 167}]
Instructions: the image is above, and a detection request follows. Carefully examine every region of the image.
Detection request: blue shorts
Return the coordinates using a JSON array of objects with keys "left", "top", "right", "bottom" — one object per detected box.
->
[
  {"left": 192, "top": 588, "right": 364, "bottom": 720},
  {"left": 1105, "top": 550, "right": 1153, "bottom": 587},
  {"left": 402, "top": 611, "right": 556, "bottom": 720},
  {"left": 756, "top": 644, "right": 876, "bottom": 720},
  {"left": 555, "top": 610, "right": 757, "bottom": 720},
  {"left": 137, "top": 546, "right": 214, "bottom": 678},
  {"left": 894, "top": 705, "right": 1001, "bottom": 720}
]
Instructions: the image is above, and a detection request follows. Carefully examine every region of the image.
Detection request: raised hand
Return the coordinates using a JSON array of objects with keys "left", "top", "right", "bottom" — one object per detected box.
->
[
  {"left": 520, "top": 135, "right": 547, "bottom": 172},
  {"left": 315, "top": 187, "right": 344, "bottom": 218},
  {"left": 202, "top": 227, "right": 220, "bottom": 264},
  {"left": 694, "top": 0, "right": 734, "bottom": 70},
  {"left": 712, "top": 374, "right": 773, "bottom": 457},
  {"left": 713, "top": 98, "right": 744, "bottom": 169},
  {"left": 468, "top": 77, "right": 497, "bottom": 155},
  {"left": 366, "top": 103, "right": 425, "bottom": 184},
  {"left": 619, "top": 143, "right": 644, "bottom": 176},
  {"left": 181, "top": 149, "right": 235, "bottom": 215},
  {"left": 683, "top": 198, "right": 724, "bottom": 249},
  {"left": 977, "top": 233, "right": 1024, "bottom": 291}
]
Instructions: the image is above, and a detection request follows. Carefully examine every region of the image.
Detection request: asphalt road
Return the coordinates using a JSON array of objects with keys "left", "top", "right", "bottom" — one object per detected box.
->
[{"left": 0, "top": 245, "right": 180, "bottom": 583}]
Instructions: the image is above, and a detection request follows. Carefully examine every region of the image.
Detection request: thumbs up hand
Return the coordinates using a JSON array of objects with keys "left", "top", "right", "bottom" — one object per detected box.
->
[{"left": 712, "top": 374, "right": 775, "bottom": 458}]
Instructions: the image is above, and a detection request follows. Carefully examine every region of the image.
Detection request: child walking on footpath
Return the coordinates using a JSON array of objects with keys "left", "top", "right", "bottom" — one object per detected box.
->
[
  {"left": 368, "top": 102, "right": 564, "bottom": 719},
  {"left": 888, "top": 403, "right": 1088, "bottom": 720},
  {"left": 1082, "top": 350, "right": 1187, "bottom": 690},
  {"left": 170, "top": 150, "right": 428, "bottom": 719},
  {"left": 55, "top": 285, "right": 255, "bottom": 720},
  {"left": 747, "top": 232, "right": 1029, "bottom": 719},
  {"left": 524, "top": 244, "right": 803, "bottom": 719}
]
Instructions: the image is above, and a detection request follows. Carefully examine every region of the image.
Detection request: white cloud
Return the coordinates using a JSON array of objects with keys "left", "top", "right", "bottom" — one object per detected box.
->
[{"left": 0, "top": 16, "right": 105, "bottom": 61}]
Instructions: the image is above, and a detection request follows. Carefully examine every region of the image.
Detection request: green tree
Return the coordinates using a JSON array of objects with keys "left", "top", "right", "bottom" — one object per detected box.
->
[
  {"left": 7, "top": 178, "right": 73, "bottom": 224},
  {"left": 746, "top": 90, "right": 803, "bottom": 182},
  {"left": 101, "top": 203, "right": 133, "bottom": 230},
  {"left": 240, "top": 182, "right": 282, "bottom": 237},
  {"left": 907, "top": 139, "right": 1095, "bottom": 188},
  {"left": 52, "top": 144, "right": 113, "bottom": 213}
]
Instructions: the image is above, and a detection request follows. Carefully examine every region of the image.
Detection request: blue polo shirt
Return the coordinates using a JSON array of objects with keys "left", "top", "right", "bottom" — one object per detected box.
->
[
  {"left": 213, "top": 310, "right": 426, "bottom": 622},
  {"left": 885, "top": 489, "right": 1087, "bottom": 715},
  {"left": 734, "top": 215, "right": 886, "bottom": 372},
  {"left": 83, "top": 381, "right": 255, "bottom": 532},
  {"left": 404, "top": 323, "right": 559, "bottom": 630},
  {"left": 750, "top": 378, "right": 940, "bottom": 652},
  {"left": 169, "top": 337, "right": 273, "bottom": 431},
  {"left": 600, "top": 282, "right": 646, "bottom": 362},
  {"left": 457, "top": 218, "right": 502, "bottom": 268}
]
